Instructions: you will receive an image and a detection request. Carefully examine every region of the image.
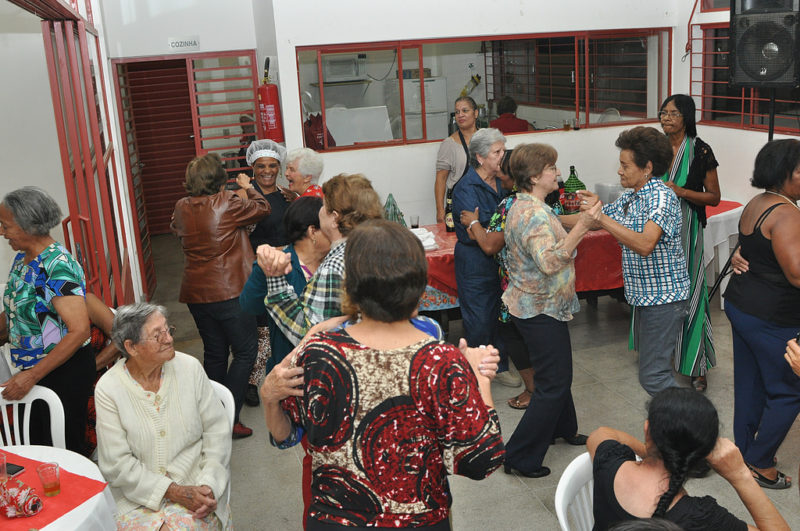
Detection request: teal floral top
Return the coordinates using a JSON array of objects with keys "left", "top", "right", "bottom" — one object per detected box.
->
[
  {"left": 487, "top": 189, "right": 563, "bottom": 323},
  {"left": 502, "top": 193, "right": 579, "bottom": 322},
  {"left": 3, "top": 242, "right": 86, "bottom": 369},
  {"left": 487, "top": 190, "right": 518, "bottom": 323}
]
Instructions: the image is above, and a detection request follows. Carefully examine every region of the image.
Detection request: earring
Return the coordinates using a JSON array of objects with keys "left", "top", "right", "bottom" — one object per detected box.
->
[{"left": 312, "top": 238, "right": 317, "bottom": 245}]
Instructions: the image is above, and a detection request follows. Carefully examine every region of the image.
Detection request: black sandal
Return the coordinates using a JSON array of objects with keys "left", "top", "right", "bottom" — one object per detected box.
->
[{"left": 749, "top": 465, "right": 792, "bottom": 490}]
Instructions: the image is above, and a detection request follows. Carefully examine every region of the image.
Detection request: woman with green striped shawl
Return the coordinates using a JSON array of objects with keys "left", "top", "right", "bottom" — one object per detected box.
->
[{"left": 659, "top": 94, "right": 721, "bottom": 391}]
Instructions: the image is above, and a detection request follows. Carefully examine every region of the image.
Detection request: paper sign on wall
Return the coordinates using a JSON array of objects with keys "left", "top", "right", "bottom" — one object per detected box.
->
[{"left": 168, "top": 36, "right": 200, "bottom": 52}]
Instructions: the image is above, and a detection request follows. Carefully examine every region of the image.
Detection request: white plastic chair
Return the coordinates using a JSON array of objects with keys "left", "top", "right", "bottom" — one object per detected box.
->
[
  {"left": 555, "top": 452, "right": 595, "bottom": 531},
  {"left": 209, "top": 379, "right": 234, "bottom": 511},
  {"left": 0, "top": 384, "right": 67, "bottom": 449},
  {"left": 209, "top": 380, "right": 235, "bottom": 431}
]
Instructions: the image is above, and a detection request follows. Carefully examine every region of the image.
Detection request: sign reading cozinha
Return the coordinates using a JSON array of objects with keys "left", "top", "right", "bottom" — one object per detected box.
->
[{"left": 168, "top": 36, "right": 200, "bottom": 52}]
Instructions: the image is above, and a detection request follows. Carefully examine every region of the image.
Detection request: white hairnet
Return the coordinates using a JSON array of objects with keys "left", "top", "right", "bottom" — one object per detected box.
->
[{"left": 246, "top": 139, "right": 287, "bottom": 166}]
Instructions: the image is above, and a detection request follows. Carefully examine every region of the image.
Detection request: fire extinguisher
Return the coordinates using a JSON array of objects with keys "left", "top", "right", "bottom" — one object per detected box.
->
[{"left": 257, "top": 57, "right": 284, "bottom": 143}]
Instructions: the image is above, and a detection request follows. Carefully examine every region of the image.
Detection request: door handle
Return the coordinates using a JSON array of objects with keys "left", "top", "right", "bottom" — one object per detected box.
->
[{"left": 189, "top": 134, "right": 195, "bottom": 139}]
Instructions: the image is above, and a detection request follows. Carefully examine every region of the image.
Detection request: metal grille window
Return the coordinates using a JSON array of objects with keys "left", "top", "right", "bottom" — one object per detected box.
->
[
  {"left": 484, "top": 30, "right": 668, "bottom": 127},
  {"left": 298, "top": 29, "right": 669, "bottom": 151},
  {"left": 690, "top": 24, "right": 800, "bottom": 134}
]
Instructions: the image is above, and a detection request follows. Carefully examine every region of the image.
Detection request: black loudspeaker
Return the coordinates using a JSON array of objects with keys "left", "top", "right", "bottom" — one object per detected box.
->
[{"left": 729, "top": 0, "right": 800, "bottom": 87}]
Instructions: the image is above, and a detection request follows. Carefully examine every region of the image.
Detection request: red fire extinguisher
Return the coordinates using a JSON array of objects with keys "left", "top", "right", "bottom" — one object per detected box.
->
[{"left": 257, "top": 57, "right": 284, "bottom": 143}]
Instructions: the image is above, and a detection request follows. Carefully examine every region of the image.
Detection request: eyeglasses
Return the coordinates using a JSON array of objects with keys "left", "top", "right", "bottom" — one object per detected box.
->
[
  {"left": 144, "top": 325, "right": 176, "bottom": 345},
  {"left": 658, "top": 110, "right": 682, "bottom": 118}
]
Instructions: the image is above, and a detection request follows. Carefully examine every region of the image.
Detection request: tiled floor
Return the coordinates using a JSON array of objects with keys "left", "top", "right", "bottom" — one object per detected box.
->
[{"left": 151, "top": 234, "right": 800, "bottom": 530}]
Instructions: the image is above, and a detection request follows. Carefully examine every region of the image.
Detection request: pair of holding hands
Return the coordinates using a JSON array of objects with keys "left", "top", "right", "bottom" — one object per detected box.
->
[{"left": 575, "top": 190, "right": 604, "bottom": 227}]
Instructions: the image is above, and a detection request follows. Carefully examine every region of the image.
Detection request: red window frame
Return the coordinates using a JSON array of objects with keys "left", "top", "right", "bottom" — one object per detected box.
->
[
  {"left": 700, "top": 0, "right": 729, "bottom": 13},
  {"left": 298, "top": 29, "right": 670, "bottom": 152}
]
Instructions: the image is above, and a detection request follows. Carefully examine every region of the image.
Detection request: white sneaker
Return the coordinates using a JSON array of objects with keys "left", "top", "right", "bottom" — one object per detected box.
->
[{"left": 494, "top": 371, "right": 522, "bottom": 388}]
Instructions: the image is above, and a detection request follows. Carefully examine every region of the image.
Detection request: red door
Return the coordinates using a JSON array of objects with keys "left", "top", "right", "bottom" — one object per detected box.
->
[
  {"left": 41, "top": 19, "right": 127, "bottom": 305},
  {"left": 122, "top": 60, "right": 196, "bottom": 235}
]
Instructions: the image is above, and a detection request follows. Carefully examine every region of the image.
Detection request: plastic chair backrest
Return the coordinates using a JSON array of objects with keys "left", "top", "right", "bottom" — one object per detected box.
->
[
  {"left": 555, "top": 452, "right": 595, "bottom": 531},
  {"left": 209, "top": 380, "right": 235, "bottom": 430},
  {"left": 208, "top": 379, "right": 234, "bottom": 510},
  {"left": 0, "top": 384, "right": 67, "bottom": 449}
]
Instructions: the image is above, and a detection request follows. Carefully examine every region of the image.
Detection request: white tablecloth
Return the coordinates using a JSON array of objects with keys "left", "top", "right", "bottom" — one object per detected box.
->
[
  {"left": 704, "top": 204, "right": 744, "bottom": 308},
  {"left": 9, "top": 445, "right": 116, "bottom": 531}
]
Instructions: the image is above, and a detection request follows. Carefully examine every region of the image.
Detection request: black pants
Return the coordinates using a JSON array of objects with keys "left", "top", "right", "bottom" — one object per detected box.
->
[
  {"left": 188, "top": 297, "right": 257, "bottom": 423},
  {"left": 505, "top": 314, "right": 578, "bottom": 472},
  {"left": 31, "top": 343, "right": 95, "bottom": 455}
]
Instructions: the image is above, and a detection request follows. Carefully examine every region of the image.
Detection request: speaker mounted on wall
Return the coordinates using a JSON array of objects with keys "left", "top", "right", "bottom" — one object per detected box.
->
[{"left": 729, "top": 0, "right": 800, "bottom": 87}]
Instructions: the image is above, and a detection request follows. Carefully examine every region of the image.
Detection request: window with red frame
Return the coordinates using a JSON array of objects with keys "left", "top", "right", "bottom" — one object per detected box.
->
[
  {"left": 691, "top": 24, "right": 800, "bottom": 134},
  {"left": 298, "top": 30, "right": 670, "bottom": 151},
  {"left": 701, "top": 0, "right": 729, "bottom": 12}
]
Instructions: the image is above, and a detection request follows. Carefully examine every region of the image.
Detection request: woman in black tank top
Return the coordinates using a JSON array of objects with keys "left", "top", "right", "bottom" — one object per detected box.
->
[{"left": 724, "top": 139, "right": 800, "bottom": 490}]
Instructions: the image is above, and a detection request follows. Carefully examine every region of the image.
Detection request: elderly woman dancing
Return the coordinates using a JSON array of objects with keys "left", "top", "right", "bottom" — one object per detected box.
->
[
  {"left": 452, "top": 127, "right": 518, "bottom": 384},
  {"left": 502, "top": 144, "right": 599, "bottom": 478},
  {"left": 263, "top": 220, "right": 504, "bottom": 528},
  {"left": 96, "top": 303, "right": 232, "bottom": 529},
  {"left": 0, "top": 187, "right": 94, "bottom": 454},
  {"left": 171, "top": 152, "right": 269, "bottom": 438},
  {"left": 579, "top": 127, "right": 689, "bottom": 396}
]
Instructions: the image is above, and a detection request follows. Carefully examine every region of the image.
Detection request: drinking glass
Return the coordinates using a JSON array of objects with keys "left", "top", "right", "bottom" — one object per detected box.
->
[{"left": 37, "top": 462, "right": 61, "bottom": 496}]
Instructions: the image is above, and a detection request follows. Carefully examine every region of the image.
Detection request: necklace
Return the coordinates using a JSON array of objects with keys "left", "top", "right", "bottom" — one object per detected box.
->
[{"left": 765, "top": 190, "right": 800, "bottom": 212}]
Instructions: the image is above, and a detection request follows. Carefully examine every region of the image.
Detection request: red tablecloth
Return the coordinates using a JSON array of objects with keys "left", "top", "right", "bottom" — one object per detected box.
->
[
  {"left": 706, "top": 199, "right": 742, "bottom": 217},
  {"left": 574, "top": 229, "right": 623, "bottom": 292},
  {"left": 424, "top": 224, "right": 459, "bottom": 297},
  {"left": 422, "top": 224, "right": 622, "bottom": 296},
  {"left": 1, "top": 449, "right": 107, "bottom": 531}
]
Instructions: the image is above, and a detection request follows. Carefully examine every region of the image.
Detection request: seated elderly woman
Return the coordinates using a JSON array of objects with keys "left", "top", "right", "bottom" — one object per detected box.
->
[
  {"left": 284, "top": 147, "right": 324, "bottom": 199},
  {"left": 0, "top": 186, "right": 94, "bottom": 454},
  {"left": 262, "top": 219, "right": 505, "bottom": 528},
  {"left": 588, "top": 388, "right": 788, "bottom": 530},
  {"left": 95, "top": 303, "right": 232, "bottom": 529}
]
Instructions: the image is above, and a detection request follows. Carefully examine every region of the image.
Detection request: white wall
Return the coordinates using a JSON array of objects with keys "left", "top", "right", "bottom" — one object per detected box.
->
[
  {"left": 98, "top": 0, "right": 256, "bottom": 58},
  {"left": 0, "top": 5, "right": 68, "bottom": 277},
  {"left": 271, "top": 0, "right": 681, "bottom": 224}
]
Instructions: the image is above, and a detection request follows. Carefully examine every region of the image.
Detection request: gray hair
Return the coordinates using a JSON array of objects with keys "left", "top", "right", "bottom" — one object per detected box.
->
[
  {"left": 288, "top": 147, "right": 324, "bottom": 182},
  {"left": 469, "top": 128, "right": 506, "bottom": 167},
  {"left": 1, "top": 187, "right": 62, "bottom": 236},
  {"left": 111, "top": 302, "right": 168, "bottom": 357}
]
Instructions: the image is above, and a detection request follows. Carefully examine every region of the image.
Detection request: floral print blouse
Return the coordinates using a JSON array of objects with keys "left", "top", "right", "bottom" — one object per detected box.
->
[{"left": 502, "top": 192, "right": 579, "bottom": 322}]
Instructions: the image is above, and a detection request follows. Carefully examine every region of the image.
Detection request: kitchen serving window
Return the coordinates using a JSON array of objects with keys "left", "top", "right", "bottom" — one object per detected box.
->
[
  {"left": 690, "top": 23, "right": 800, "bottom": 135},
  {"left": 297, "top": 29, "right": 670, "bottom": 151}
]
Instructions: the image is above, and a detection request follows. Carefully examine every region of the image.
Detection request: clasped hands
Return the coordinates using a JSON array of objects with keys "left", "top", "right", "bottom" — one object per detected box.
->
[
  {"left": 575, "top": 191, "right": 603, "bottom": 228},
  {"left": 165, "top": 482, "right": 217, "bottom": 519},
  {"left": 256, "top": 244, "right": 293, "bottom": 277}
]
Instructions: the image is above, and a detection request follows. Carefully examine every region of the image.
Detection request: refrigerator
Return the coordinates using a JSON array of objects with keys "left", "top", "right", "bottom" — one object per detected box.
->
[{"left": 385, "top": 77, "right": 448, "bottom": 141}]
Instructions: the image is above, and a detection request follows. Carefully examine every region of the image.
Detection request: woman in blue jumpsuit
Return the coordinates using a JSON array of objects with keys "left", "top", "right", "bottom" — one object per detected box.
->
[{"left": 452, "top": 128, "right": 507, "bottom": 355}]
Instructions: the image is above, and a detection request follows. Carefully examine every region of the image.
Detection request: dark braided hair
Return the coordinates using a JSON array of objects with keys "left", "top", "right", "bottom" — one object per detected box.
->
[{"left": 647, "top": 388, "right": 718, "bottom": 518}]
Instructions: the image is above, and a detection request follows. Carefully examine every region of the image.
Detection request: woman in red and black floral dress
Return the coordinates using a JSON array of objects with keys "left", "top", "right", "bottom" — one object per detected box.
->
[{"left": 262, "top": 219, "right": 505, "bottom": 529}]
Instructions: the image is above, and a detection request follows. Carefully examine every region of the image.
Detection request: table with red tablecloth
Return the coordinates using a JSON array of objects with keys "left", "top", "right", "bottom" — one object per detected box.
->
[
  {"left": 418, "top": 200, "right": 743, "bottom": 311},
  {"left": 418, "top": 224, "right": 622, "bottom": 311}
]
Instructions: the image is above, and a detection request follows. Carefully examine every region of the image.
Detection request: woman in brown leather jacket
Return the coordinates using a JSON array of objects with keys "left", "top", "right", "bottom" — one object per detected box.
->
[{"left": 171, "top": 153, "right": 269, "bottom": 438}]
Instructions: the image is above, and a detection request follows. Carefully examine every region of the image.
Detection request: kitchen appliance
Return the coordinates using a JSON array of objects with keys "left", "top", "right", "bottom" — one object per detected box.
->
[
  {"left": 322, "top": 53, "right": 368, "bottom": 83},
  {"left": 385, "top": 76, "right": 448, "bottom": 140}
]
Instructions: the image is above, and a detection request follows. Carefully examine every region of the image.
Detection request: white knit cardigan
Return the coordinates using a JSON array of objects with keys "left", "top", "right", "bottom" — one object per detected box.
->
[{"left": 95, "top": 352, "right": 231, "bottom": 525}]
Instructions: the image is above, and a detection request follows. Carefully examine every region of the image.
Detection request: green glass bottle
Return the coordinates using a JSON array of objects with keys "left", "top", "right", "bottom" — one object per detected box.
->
[{"left": 562, "top": 165, "right": 586, "bottom": 214}]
